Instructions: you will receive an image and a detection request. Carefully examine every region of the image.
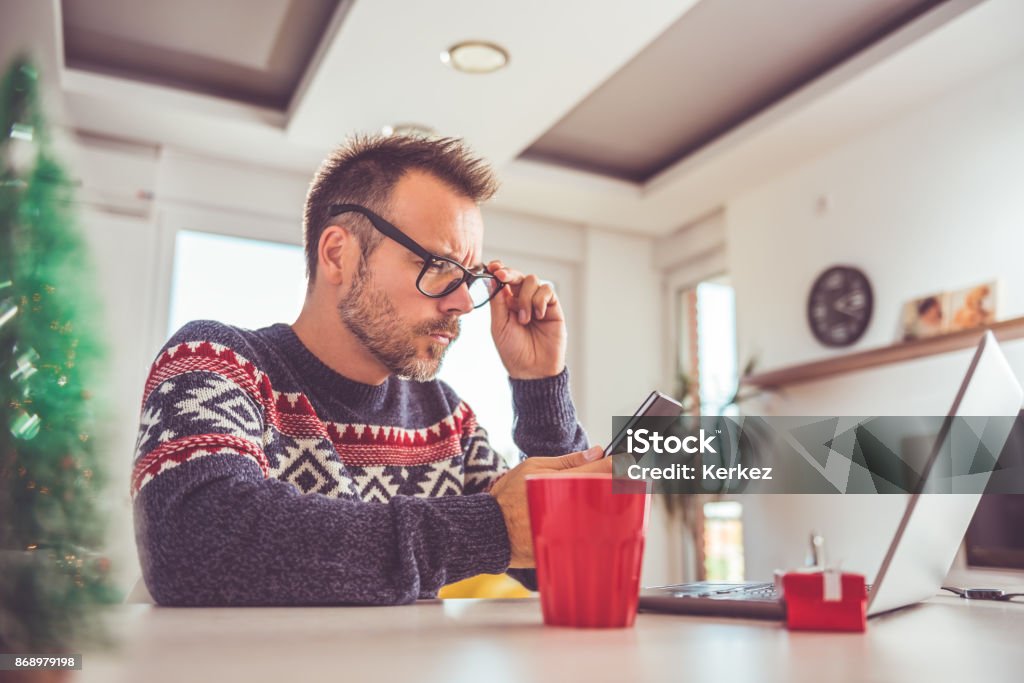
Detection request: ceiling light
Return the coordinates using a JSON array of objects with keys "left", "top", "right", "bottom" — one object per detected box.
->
[
  {"left": 381, "top": 123, "right": 437, "bottom": 138},
  {"left": 441, "top": 41, "right": 509, "bottom": 74}
]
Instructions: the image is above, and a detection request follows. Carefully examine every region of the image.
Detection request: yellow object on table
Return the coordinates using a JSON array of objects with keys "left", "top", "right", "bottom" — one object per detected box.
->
[{"left": 439, "top": 573, "right": 532, "bottom": 599}]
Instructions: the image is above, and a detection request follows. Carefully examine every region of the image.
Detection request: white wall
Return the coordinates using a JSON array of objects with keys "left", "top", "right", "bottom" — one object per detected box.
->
[
  {"left": 728, "top": 54, "right": 1024, "bottom": 386},
  {"left": 723, "top": 53, "right": 1024, "bottom": 580},
  {"left": 79, "top": 209, "right": 158, "bottom": 590},
  {"left": 579, "top": 229, "right": 662, "bottom": 445}
]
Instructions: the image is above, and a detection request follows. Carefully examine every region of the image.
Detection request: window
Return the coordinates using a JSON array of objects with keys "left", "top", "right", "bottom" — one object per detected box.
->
[
  {"left": 675, "top": 275, "right": 743, "bottom": 580},
  {"left": 435, "top": 303, "right": 517, "bottom": 462},
  {"left": 167, "top": 230, "right": 306, "bottom": 334},
  {"left": 441, "top": 256, "right": 577, "bottom": 466},
  {"left": 703, "top": 501, "right": 745, "bottom": 581},
  {"left": 677, "top": 277, "right": 739, "bottom": 416}
]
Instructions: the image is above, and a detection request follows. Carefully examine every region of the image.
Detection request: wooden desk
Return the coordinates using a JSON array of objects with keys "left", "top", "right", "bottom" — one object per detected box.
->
[{"left": 78, "top": 571, "right": 1024, "bottom": 683}]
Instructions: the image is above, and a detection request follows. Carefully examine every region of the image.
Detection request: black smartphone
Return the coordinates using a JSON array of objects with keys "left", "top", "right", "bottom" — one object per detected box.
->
[{"left": 604, "top": 391, "right": 684, "bottom": 457}]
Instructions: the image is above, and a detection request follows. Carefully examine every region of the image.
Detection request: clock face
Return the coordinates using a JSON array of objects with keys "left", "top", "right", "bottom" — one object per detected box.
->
[{"left": 807, "top": 266, "right": 873, "bottom": 347}]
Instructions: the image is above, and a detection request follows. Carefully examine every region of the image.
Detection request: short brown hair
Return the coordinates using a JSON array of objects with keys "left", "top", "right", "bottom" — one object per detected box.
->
[{"left": 302, "top": 134, "right": 499, "bottom": 286}]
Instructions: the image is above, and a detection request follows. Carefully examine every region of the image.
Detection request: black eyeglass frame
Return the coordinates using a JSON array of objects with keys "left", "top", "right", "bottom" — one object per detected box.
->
[{"left": 328, "top": 203, "right": 504, "bottom": 309}]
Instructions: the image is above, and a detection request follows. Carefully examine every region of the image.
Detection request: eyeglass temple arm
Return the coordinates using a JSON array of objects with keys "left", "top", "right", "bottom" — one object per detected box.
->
[
  {"left": 330, "top": 204, "right": 502, "bottom": 294},
  {"left": 330, "top": 204, "right": 433, "bottom": 260}
]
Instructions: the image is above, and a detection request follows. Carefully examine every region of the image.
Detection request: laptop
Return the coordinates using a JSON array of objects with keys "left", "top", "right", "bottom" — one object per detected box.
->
[{"left": 638, "top": 331, "right": 1023, "bottom": 619}]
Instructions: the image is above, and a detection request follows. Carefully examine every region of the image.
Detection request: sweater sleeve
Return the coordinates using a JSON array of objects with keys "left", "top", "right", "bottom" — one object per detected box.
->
[
  {"left": 132, "top": 324, "right": 511, "bottom": 606},
  {"left": 509, "top": 368, "right": 589, "bottom": 458},
  {"left": 505, "top": 368, "right": 589, "bottom": 591}
]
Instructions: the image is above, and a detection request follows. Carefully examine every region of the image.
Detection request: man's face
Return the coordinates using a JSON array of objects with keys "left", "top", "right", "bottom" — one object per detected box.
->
[{"left": 337, "top": 171, "right": 484, "bottom": 382}]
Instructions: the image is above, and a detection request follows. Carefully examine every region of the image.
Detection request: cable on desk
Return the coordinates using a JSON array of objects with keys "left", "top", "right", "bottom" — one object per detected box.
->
[{"left": 941, "top": 586, "right": 1024, "bottom": 602}]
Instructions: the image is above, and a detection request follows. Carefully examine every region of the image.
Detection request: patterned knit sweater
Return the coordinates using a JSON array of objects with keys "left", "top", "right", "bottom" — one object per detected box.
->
[{"left": 132, "top": 320, "right": 587, "bottom": 606}]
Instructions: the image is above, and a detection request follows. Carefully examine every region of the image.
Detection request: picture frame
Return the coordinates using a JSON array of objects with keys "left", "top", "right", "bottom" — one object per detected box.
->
[
  {"left": 900, "top": 291, "right": 950, "bottom": 342},
  {"left": 948, "top": 281, "right": 997, "bottom": 333}
]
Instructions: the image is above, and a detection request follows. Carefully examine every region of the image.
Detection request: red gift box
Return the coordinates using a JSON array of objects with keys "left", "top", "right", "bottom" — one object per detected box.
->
[{"left": 782, "top": 570, "right": 867, "bottom": 632}]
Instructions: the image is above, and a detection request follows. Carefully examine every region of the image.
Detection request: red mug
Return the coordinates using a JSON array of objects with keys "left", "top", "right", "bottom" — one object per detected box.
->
[{"left": 525, "top": 472, "right": 650, "bottom": 628}]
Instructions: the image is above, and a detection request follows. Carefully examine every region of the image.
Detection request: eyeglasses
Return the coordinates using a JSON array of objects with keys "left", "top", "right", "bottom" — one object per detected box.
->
[{"left": 329, "top": 204, "right": 505, "bottom": 309}]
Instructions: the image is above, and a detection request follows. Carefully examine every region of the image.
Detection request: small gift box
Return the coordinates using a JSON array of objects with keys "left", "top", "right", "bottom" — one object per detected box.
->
[{"left": 782, "top": 569, "right": 867, "bottom": 632}]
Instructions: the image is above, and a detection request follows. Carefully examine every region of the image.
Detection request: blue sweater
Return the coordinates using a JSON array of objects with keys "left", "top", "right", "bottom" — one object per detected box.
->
[{"left": 132, "top": 320, "right": 587, "bottom": 605}]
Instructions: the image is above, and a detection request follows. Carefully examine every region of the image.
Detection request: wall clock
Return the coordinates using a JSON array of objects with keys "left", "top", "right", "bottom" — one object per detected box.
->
[{"left": 807, "top": 265, "right": 873, "bottom": 347}]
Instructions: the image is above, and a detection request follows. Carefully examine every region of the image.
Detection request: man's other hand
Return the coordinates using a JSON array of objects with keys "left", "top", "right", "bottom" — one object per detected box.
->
[
  {"left": 487, "top": 260, "right": 566, "bottom": 380},
  {"left": 488, "top": 445, "right": 611, "bottom": 568}
]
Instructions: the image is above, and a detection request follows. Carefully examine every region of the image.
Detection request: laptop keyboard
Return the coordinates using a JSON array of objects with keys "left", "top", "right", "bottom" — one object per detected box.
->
[
  {"left": 651, "top": 581, "right": 873, "bottom": 601},
  {"left": 652, "top": 582, "right": 778, "bottom": 600}
]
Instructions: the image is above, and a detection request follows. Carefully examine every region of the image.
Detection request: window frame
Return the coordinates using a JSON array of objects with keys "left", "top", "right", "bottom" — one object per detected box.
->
[
  {"left": 148, "top": 205, "right": 301, "bottom": 360},
  {"left": 660, "top": 256, "right": 733, "bottom": 582}
]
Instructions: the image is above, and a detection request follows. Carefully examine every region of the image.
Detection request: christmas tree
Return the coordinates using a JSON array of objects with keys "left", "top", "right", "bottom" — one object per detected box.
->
[{"left": 0, "top": 56, "right": 119, "bottom": 653}]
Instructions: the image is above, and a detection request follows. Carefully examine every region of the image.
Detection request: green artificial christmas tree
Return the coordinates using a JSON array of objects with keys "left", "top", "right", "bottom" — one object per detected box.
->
[{"left": 0, "top": 56, "right": 119, "bottom": 653}]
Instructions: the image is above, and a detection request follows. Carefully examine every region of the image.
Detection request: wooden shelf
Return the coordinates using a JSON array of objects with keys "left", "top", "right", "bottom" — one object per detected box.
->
[{"left": 743, "top": 316, "right": 1024, "bottom": 390}]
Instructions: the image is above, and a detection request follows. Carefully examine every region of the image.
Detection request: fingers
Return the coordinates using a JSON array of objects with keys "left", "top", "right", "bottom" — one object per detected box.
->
[
  {"left": 487, "top": 260, "right": 558, "bottom": 324},
  {"left": 487, "top": 260, "right": 520, "bottom": 322},
  {"left": 516, "top": 275, "right": 541, "bottom": 324},
  {"left": 487, "top": 274, "right": 511, "bottom": 318},
  {"left": 567, "top": 457, "right": 614, "bottom": 475},
  {"left": 488, "top": 261, "right": 525, "bottom": 293},
  {"left": 551, "top": 445, "right": 604, "bottom": 470},
  {"left": 533, "top": 282, "right": 556, "bottom": 321},
  {"left": 487, "top": 260, "right": 519, "bottom": 287}
]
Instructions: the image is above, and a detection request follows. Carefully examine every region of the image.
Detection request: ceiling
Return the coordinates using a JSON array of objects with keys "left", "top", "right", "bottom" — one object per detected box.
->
[
  {"left": 61, "top": 0, "right": 340, "bottom": 109},
  {"left": 522, "top": 0, "right": 943, "bottom": 181},
  {"left": 4, "top": 0, "right": 1022, "bottom": 235}
]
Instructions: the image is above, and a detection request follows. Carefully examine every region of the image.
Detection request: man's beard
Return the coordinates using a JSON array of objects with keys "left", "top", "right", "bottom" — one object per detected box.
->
[{"left": 338, "top": 265, "right": 460, "bottom": 382}]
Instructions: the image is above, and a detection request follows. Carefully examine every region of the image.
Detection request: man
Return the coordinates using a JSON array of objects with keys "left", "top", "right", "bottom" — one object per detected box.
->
[{"left": 132, "top": 135, "right": 609, "bottom": 606}]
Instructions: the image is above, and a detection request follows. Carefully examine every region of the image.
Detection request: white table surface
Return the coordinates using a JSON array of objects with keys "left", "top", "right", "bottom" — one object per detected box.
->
[{"left": 76, "top": 568, "right": 1024, "bottom": 683}]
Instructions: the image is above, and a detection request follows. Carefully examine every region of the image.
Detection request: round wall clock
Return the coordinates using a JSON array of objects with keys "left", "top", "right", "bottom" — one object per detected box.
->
[{"left": 807, "top": 265, "right": 873, "bottom": 347}]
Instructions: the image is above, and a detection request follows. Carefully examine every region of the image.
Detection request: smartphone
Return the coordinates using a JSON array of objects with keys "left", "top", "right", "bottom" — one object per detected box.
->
[{"left": 604, "top": 391, "right": 684, "bottom": 457}]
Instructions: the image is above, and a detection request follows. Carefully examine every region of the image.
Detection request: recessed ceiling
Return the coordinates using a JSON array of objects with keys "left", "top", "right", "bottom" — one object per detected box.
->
[
  {"left": 521, "top": 0, "right": 945, "bottom": 182},
  {"left": 61, "top": 0, "right": 342, "bottom": 109},
  {"left": 33, "top": 0, "right": 1016, "bottom": 235}
]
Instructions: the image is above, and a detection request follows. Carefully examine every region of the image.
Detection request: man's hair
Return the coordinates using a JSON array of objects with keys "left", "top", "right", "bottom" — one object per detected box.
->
[{"left": 302, "top": 134, "right": 499, "bottom": 286}]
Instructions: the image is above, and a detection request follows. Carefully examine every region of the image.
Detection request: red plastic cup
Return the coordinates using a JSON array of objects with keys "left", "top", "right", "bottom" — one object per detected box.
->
[{"left": 525, "top": 472, "right": 650, "bottom": 628}]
